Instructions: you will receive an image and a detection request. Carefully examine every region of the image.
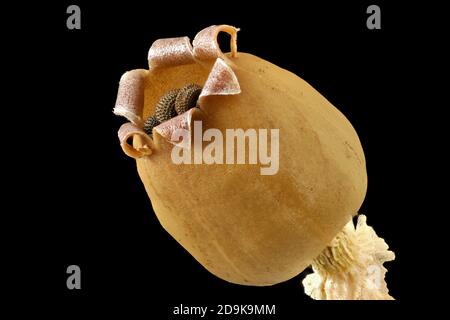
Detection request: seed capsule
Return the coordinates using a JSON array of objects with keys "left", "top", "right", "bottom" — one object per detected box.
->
[
  {"left": 143, "top": 115, "right": 160, "bottom": 136},
  {"left": 114, "top": 25, "right": 384, "bottom": 296},
  {"left": 155, "top": 89, "right": 180, "bottom": 123},
  {"left": 175, "top": 84, "right": 202, "bottom": 115}
]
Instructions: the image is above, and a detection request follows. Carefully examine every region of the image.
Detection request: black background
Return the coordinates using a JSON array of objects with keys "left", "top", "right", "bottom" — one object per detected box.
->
[{"left": 10, "top": 0, "right": 407, "bottom": 316}]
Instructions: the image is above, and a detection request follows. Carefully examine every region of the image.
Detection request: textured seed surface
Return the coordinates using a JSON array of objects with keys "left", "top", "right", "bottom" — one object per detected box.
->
[
  {"left": 143, "top": 115, "right": 160, "bottom": 136},
  {"left": 155, "top": 89, "right": 180, "bottom": 123},
  {"left": 175, "top": 84, "right": 202, "bottom": 115}
]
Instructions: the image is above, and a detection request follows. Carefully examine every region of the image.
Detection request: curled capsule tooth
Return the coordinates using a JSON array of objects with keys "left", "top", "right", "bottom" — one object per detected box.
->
[
  {"left": 175, "top": 83, "right": 202, "bottom": 115},
  {"left": 114, "top": 69, "right": 147, "bottom": 126},
  {"left": 155, "top": 89, "right": 180, "bottom": 123},
  {"left": 143, "top": 115, "right": 160, "bottom": 136}
]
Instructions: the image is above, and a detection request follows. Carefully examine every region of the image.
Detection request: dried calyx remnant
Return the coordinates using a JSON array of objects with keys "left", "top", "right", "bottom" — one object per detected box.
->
[
  {"left": 144, "top": 83, "right": 202, "bottom": 136},
  {"left": 303, "top": 215, "right": 395, "bottom": 300}
]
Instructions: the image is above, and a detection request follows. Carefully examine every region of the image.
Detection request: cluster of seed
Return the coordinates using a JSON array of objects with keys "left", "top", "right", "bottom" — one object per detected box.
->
[
  {"left": 175, "top": 84, "right": 202, "bottom": 115},
  {"left": 143, "top": 83, "right": 202, "bottom": 136},
  {"left": 143, "top": 116, "right": 160, "bottom": 136},
  {"left": 155, "top": 89, "right": 180, "bottom": 123}
]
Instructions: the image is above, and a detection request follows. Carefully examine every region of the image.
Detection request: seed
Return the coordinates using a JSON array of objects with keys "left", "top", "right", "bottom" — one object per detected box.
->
[
  {"left": 155, "top": 89, "right": 180, "bottom": 123},
  {"left": 175, "top": 84, "right": 202, "bottom": 115},
  {"left": 143, "top": 115, "right": 160, "bottom": 136}
]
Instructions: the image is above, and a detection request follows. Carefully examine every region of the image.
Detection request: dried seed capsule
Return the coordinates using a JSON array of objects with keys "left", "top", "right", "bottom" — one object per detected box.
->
[
  {"left": 175, "top": 83, "right": 202, "bottom": 115},
  {"left": 114, "top": 25, "right": 384, "bottom": 294},
  {"left": 155, "top": 89, "right": 180, "bottom": 123},
  {"left": 143, "top": 115, "right": 160, "bottom": 136}
]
